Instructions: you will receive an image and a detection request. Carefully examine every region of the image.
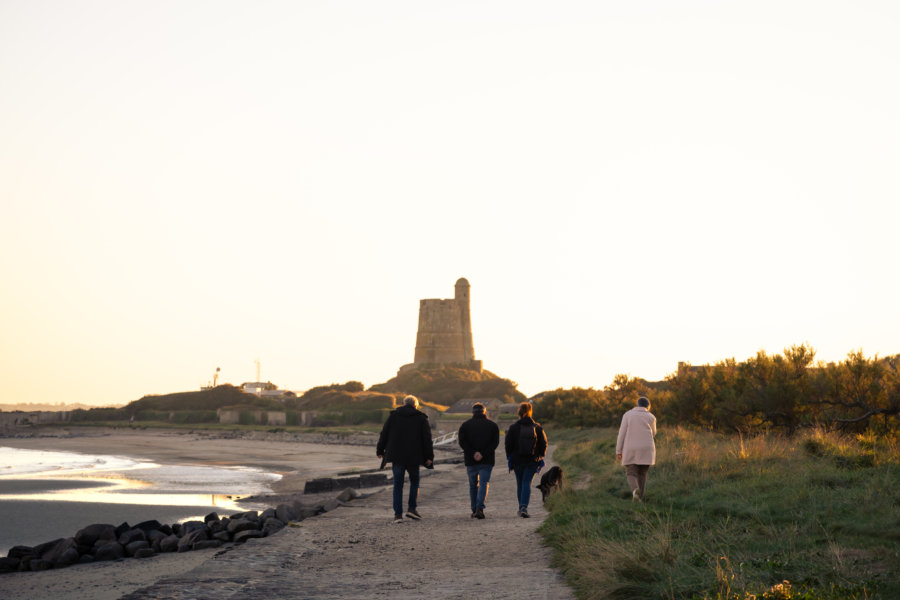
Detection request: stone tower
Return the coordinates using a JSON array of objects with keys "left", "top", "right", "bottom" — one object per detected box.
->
[{"left": 411, "top": 277, "right": 481, "bottom": 371}]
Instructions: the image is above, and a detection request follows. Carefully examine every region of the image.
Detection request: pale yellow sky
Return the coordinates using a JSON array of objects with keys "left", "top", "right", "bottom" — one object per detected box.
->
[{"left": 2, "top": 1, "right": 898, "bottom": 406}]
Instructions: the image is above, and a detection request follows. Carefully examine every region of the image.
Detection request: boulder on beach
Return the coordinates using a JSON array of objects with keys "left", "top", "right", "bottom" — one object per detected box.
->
[
  {"left": 263, "top": 518, "right": 286, "bottom": 536},
  {"left": 0, "top": 556, "right": 21, "bottom": 573},
  {"left": 233, "top": 529, "right": 264, "bottom": 544},
  {"left": 192, "top": 539, "right": 223, "bottom": 550},
  {"left": 74, "top": 523, "right": 117, "bottom": 547},
  {"left": 159, "top": 534, "right": 180, "bottom": 553},
  {"left": 7, "top": 545, "right": 36, "bottom": 560},
  {"left": 125, "top": 540, "right": 150, "bottom": 557},
  {"left": 94, "top": 542, "right": 125, "bottom": 561},
  {"left": 275, "top": 503, "right": 298, "bottom": 523},
  {"left": 118, "top": 528, "right": 147, "bottom": 546},
  {"left": 226, "top": 518, "right": 259, "bottom": 535},
  {"left": 177, "top": 529, "right": 209, "bottom": 552},
  {"left": 41, "top": 538, "right": 80, "bottom": 567}
]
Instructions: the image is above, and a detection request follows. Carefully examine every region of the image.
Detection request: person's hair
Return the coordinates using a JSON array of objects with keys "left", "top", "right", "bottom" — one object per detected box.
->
[
  {"left": 518, "top": 402, "right": 533, "bottom": 418},
  {"left": 472, "top": 402, "right": 485, "bottom": 414},
  {"left": 404, "top": 395, "right": 419, "bottom": 409},
  {"left": 637, "top": 396, "right": 650, "bottom": 408}
]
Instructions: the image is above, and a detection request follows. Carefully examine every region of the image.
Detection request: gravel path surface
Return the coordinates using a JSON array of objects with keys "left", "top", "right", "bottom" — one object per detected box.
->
[{"left": 121, "top": 456, "right": 573, "bottom": 600}]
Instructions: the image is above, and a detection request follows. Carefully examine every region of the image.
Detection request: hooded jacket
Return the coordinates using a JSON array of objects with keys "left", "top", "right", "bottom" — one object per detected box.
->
[
  {"left": 458, "top": 412, "right": 500, "bottom": 466},
  {"left": 504, "top": 416, "right": 547, "bottom": 467},
  {"left": 376, "top": 404, "right": 434, "bottom": 467}
]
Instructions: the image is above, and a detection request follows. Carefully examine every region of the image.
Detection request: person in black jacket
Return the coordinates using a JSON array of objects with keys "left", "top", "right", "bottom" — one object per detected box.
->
[
  {"left": 458, "top": 402, "right": 500, "bottom": 519},
  {"left": 377, "top": 395, "right": 434, "bottom": 523},
  {"left": 505, "top": 402, "right": 548, "bottom": 518}
]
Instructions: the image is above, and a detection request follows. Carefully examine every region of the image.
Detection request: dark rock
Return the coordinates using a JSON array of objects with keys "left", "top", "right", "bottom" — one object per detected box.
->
[
  {"left": 204, "top": 511, "right": 220, "bottom": 523},
  {"left": 0, "top": 556, "right": 21, "bottom": 573},
  {"left": 171, "top": 523, "right": 181, "bottom": 536},
  {"left": 41, "top": 538, "right": 79, "bottom": 567},
  {"left": 29, "top": 559, "right": 52, "bottom": 571},
  {"left": 146, "top": 529, "right": 167, "bottom": 545},
  {"left": 159, "top": 534, "right": 180, "bottom": 553},
  {"left": 263, "top": 518, "right": 285, "bottom": 536},
  {"left": 320, "top": 498, "right": 341, "bottom": 513},
  {"left": 33, "top": 538, "right": 65, "bottom": 556},
  {"left": 209, "top": 520, "right": 226, "bottom": 534},
  {"left": 275, "top": 503, "right": 298, "bottom": 523},
  {"left": 226, "top": 518, "right": 259, "bottom": 535},
  {"left": 192, "top": 539, "right": 222, "bottom": 550},
  {"left": 179, "top": 521, "right": 208, "bottom": 536},
  {"left": 304, "top": 478, "right": 333, "bottom": 493},
  {"left": 78, "top": 554, "right": 94, "bottom": 564},
  {"left": 94, "top": 542, "right": 125, "bottom": 561},
  {"left": 7, "top": 546, "right": 35, "bottom": 559},
  {"left": 114, "top": 523, "right": 131, "bottom": 538},
  {"left": 177, "top": 529, "right": 208, "bottom": 552},
  {"left": 260, "top": 508, "right": 277, "bottom": 522},
  {"left": 18, "top": 558, "right": 34, "bottom": 571},
  {"left": 125, "top": 540, "right": 150, "bottom": 557},
  {"left": 135, "top": 520, "right": 164, "bottom": 533},
  {"left": 75, "top": 523, "right": 117, "bottom": 546},
  {"left": 56, "top": 548, "right": 80, "bottom": 567},
  {"left": 159, "top": 524, "right": 173, "bottom": 536},
  {"left": 212, "top": 531, "right": 231, "bottom": 543},
  {"left": 118, "top": 528, "right": 147, "bottom": 546},
  {"left": 133, "top": 548, "right": 155, "bottom": 559},
  {"left": 233, "top": 529, "right": 264, "bottom": 544},
  {"left": 230, "top": 510, "right": 259, "bottom": 522}
]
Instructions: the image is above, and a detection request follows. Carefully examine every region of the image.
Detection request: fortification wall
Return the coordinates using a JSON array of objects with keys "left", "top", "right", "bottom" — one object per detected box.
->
[
  {"left": 414, "top": 299, "right": 468, "bottom": 364},
  {"left": 413, "top": 278, "right": 476, "bottom": 366}
]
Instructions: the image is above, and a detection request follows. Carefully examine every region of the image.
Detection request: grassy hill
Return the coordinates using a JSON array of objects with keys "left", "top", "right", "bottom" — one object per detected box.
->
[
  {"left": 68, "top": 384, "right": 278, "bottom": 423},
  {"left": 540, "top": 427, "right": 899, "bottom": 599},
  {"left": 368, "top": 365, "right": 526, "bottom": 407}
]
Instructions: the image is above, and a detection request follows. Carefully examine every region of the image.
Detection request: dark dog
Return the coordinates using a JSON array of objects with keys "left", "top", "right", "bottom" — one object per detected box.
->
[{"left": 536, "top": 465, "right": 564, "bottom": 502}]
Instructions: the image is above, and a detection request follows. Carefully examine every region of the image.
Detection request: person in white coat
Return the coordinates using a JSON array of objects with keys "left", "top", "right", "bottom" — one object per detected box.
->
[{"left": 616, "top": 396, "right": 657, "bottom": 502}]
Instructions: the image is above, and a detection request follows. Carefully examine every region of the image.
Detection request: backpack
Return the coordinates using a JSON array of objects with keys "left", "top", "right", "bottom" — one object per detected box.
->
[{"left": 518, "top": 423, "right": 538, "bottom": 459}]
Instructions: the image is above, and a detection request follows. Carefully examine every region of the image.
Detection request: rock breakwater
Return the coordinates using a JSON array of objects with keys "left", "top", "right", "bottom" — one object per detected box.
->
[{"left": 0, "top": 488, "right": 363, "bottom": 574}]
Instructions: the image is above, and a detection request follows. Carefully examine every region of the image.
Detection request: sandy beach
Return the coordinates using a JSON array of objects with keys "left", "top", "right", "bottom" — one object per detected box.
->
[{"left": 0, "top": 426, "right": 572, "bottom": 599}]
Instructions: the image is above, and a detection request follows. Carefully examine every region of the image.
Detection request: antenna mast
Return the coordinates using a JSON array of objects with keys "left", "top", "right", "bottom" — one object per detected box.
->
[{"left": 255, "top": 358, "right": 261, "bottom": 383}]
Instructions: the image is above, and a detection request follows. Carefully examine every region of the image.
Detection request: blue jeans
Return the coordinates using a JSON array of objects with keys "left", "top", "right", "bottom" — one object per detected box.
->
[
  {"left": 513, "top": 462, "right": 539, "bottom": 510},
  {"left": 466, "top": 464, "right": 493, "bottom": 512},
  {"left": 391, "top": 463, "right": 420, "bottom": 516}
]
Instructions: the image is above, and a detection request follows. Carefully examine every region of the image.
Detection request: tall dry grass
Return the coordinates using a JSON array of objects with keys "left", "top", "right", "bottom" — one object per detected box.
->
[{"left": 540, "top": 427, "right": 899, "bottom": 599}]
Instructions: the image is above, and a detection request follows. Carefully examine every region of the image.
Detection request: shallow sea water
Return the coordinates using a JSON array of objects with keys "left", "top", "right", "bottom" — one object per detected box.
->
[{"left": 0, "top": 446, "right": 281, "bottom": 556}]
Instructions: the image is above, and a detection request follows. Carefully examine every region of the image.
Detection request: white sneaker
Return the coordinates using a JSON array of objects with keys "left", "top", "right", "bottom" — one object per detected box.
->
[{"left": 632, "top": 489, "right": 642, "bottom": 502}]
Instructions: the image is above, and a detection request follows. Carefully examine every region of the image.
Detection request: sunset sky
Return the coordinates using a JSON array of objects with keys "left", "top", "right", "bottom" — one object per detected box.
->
[{"left": 2, "top": 1, "right": 898, "bottom": 407}]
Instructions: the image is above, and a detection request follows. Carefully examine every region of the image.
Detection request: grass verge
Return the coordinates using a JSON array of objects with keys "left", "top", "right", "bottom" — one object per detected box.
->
[{"left": 540, "top": 427, "right": 899, "bottom": 599}]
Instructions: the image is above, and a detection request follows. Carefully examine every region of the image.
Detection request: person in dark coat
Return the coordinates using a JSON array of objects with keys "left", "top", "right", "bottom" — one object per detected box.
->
[
  {"left": 504, "top": 401, "right": 547, "bottom": 518},
  {"left": 377, "top": 395, "right": 434, "bottom": 523},
  {"left": 458, "top": 402, "right": 500, "bottom": 519}
]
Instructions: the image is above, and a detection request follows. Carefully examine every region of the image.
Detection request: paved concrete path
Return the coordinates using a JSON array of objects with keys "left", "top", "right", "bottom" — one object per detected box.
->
[{"left": 122, "top": 454, "right": 574, "bottom": 600}]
